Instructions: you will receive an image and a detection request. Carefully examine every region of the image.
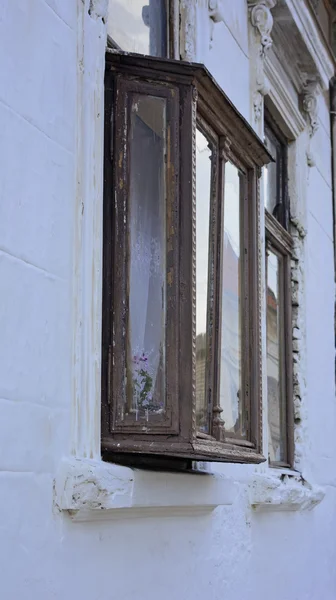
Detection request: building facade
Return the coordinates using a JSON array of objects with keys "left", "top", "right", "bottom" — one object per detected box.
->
[{"left": 1, "top": 0, "right": 336, "bottom": 598}]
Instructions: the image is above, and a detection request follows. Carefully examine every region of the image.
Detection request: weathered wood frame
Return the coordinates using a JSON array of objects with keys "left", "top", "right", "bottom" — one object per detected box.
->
[
  {"left": 111, "top": 77, "right": 180, "bottom": 435},
  {"left": 102, "top": 51, "right": 272, "bottom": 464}
]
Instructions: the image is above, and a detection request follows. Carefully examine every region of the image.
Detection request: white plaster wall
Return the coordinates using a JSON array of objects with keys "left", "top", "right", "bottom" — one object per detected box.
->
[
  {"left": 0, "top": 1, "right": 335, "bottom": 599},
  {"left": 194, "top": 0, "right": 250, "bottom": 120}
]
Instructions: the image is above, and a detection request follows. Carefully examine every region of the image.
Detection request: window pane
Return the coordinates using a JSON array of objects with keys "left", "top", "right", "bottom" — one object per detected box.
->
[
  {"left": 264, "top": 133, "right": 278, "bottom": 216},
  {"left": 107, "top": 0, "right": 167, "bottom": 57},
  {"left": 195, "top": 129, "right": 212, "bottom": 433},
  {"left": 267, "top": 250, "right": 286, "bottom": 463},
  {"left": 219, "top": 163, "right": 244, "bottom": 437},
  {"left": 126, "top": 94, "right": 167, "bottom": 422}
]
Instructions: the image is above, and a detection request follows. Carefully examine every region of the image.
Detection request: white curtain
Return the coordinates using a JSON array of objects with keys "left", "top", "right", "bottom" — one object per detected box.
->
[{"left": 128, "top": 103, "right": 165, "bottom": 412}]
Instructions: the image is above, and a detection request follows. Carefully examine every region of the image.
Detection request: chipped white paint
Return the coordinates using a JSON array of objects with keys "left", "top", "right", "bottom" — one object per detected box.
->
[
  {"left": 249, "top": 472, "right": 325, "bottom": 511},
  {"left": 88, "top": 0, "right": 109, "bottom": 22},
  {"left": 0, "top": 0, "right": 336, "bottom": 598},
  {"left": 54, "top": 458, "right": 237, "bottom": 521},
  {"left": 180, "top": 0, "right": 197, "bottom": 61},
  {"left": 72, "top": 0, "right": 106, "bottom": 459}
]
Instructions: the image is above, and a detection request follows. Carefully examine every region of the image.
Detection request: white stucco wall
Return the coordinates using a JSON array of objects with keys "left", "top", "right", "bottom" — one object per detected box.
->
[{"left": 0, "top": 1, "right": 336, "bottom": 599}]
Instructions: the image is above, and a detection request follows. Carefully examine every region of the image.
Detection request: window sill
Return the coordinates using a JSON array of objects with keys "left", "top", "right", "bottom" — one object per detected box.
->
[
  {"left": 248, "top": 472, "right": 325, "bottom": 512},
  {"left": 54, "top": 458, "right": 238, "bottom": 521}
]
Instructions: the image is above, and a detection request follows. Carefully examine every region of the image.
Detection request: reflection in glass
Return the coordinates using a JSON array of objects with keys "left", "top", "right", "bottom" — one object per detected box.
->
[
  {"left": 267, "top": 251, "right": 286, "bottom": 462},
  {"left": 127, "top": 94, "right": 167, "bottom": 422},
  {"left": 195, "top": 129, "right": 212, "bottom": 433},
  {"left": 107, "top": 0, "right": 167, "bottom": 57},
  {"left": 264, "top": 132, "right": 278, "bottom": 216},
  {"left": 219, "top": 163, "right": 244, "bottom": 437}
]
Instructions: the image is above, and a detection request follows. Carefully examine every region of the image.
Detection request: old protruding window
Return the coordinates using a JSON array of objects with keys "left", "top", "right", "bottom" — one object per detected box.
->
[
  {"left": 264, "top": 114, "right": 294, "bottom": 467},
  {"left": 102, "top": 51, "right": 272, "bottom": 466}
]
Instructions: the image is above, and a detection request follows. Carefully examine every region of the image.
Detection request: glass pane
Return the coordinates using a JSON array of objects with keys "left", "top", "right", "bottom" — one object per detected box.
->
[
  {"left": 127, "top": 94, "right": 167, "bottom": 422},
  {"left": 195, "top": 129, "right": 212, "bottom": 433},
  {"left": 107, "top": 0, "right": 167, "bottom": 57},
  {"left": 219, "top": 163, "right": 244, "bottom": 437},
  {"left": 264, "top": 133, "right": 278, "bottom": 215},
  {"left": 267, "top": 250, "right": 286, "bottom": 462}
]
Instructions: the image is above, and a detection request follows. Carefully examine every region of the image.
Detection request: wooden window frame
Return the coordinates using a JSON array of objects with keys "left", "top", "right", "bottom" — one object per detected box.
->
[
  {"left": 194, "top": 121, "right": 254, "bottom": 448},
  {"left": 264, "top": 114, "right": 294, "bottom": 468},
  {"left": 102, "top": 51, "right": 272, "bottom": 466}
]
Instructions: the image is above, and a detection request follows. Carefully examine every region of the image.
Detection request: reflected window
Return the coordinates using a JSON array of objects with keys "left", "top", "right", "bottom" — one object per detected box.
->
[
  {"left": 219, "top": 163, "right": 245, "bottom": 438},
  {"left": 195, "top": 129, "right": 213, "bottom": 433},
  {"left": 107, "top": 0, "right": 168, "bottom": 57},
  {"left": 267, "top": 250, "right": 286, "bottom": 462}
]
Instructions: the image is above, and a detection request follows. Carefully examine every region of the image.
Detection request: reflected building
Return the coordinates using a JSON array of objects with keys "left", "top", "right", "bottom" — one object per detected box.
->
[
  {"left": 196, "top": 232, "right": 243, "bottom": 436},
  {"left": 267, "top": 279, "right": 282, "bottom": 462}
]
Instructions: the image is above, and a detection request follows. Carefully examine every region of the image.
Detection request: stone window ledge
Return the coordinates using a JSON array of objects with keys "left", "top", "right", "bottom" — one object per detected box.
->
[
  {"left": 54, "top": 458, "right": 238, "bottom": 522},
  {"left": 248, "top": 472, "right": 325, "bottom": 512}
]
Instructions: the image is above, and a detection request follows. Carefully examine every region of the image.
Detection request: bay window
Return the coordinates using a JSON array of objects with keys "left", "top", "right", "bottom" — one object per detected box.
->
[{"left": 101, "top": 51, "right": 272, "bottom": 466}]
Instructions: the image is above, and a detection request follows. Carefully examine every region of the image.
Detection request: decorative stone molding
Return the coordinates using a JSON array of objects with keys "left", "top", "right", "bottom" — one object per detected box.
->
[
  {"left": 270, "top": 0, "right": 334, "bottom": 92},
  {"left": 208, "top": 0, "right": 225, "bottom": 45},
  {"left": 301, "top": 79, "right": 319, "bottom": 138},
  {"left": 249, "top": 472, "right": 325, "bottom": 512},
  {"left": 247, "top": 1, "right": 277, "bottom": 131},
  {"left": 263, "top": 46, "right": 312, "bottom": 473},
  {"left": 290, "top": 216, "right": 309, "bottom": 471},
  {"left": 208, "top": 0, "right": 225, "bottom": 23},
  {"left": 54, "top": 458, "right": 238, "bottom": 522},
  {"left": 300, "top": 78, "right": 320, "bottom": 166},
  {"left": 248, "top": 0, "right": 276, "bottom": 50},
  {"left": 264, "top": 54, "right": 306, "bottom": 139},
  {"left": 261, "top": 8, "right": 316, "bottom": 474}
]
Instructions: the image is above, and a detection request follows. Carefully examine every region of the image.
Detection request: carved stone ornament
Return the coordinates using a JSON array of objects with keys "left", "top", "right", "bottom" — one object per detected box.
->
[
  {"left": 208, "top": 0, "right": 225, "bottom": 23},
  {"left": 248, "top": 0, "right": 277, "bottom": 123},
  {"left": 301, "top": 79, "right": 319, "bottom": 138},
  {"left": 300, "top": 79, "right": 320, "bottom": 166},
  {"left": 208, "top": 0, "right": 225, "bottom": 46},
  {"left": 248, "top": 0, "right": 277, "bottom": 52}
]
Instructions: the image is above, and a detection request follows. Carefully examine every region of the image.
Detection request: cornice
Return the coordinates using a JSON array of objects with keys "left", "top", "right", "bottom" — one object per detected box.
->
[
  {"left": 264, "top": 52, "right": 306, "bottom": 139},
  {"left": 272, "top": 0, "right": 334, "bottom": 91}
]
